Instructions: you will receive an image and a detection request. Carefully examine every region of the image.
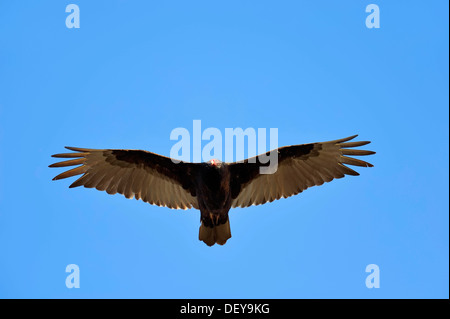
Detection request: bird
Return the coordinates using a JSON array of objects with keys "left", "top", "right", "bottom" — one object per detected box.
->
[{"left": 49, "top": 135, "right": 375, "bottom": 246}]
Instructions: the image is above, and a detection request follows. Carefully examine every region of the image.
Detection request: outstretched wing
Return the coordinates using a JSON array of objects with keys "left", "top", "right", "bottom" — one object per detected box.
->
[
  {"left": 50, "top": 147, "right": 199, "bottom": 210},
  {"left": 229, "top": 135, "right": 375, "bottom": 208}
]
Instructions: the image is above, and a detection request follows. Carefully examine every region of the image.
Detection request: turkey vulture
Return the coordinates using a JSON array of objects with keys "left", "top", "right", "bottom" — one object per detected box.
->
[{"left": 49, "top": 135, "right": 374, "bottom": 246}]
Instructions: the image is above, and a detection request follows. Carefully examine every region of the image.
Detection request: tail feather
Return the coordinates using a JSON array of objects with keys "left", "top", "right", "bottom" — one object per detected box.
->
[{"left": 199, "top": 219, "right": 231, "bottom": 246}]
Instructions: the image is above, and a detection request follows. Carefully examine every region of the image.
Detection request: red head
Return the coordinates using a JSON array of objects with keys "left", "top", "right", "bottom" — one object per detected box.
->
[{"left": 210, "top": 159, "right": 221, "bottom": 167}]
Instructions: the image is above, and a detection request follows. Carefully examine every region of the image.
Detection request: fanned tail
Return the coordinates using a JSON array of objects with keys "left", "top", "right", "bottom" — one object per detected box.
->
[{"left": 199, "top": 219, "right": 231, "bottom": 246}]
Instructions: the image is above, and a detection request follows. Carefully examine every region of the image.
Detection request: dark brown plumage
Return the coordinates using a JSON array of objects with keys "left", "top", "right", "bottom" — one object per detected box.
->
[{"left": 49, "top": 135, "right": 375, "bottom": 246}]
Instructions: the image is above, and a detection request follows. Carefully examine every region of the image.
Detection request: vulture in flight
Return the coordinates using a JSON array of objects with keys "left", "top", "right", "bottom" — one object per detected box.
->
[{"left": 50, "top": 135, "right": 375, "bottom": 246}]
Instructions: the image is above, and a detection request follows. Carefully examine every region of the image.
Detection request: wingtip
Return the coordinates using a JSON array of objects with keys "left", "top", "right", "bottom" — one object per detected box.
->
[
  {"left": 64, "top": 146, "right": 85, "bottom": 152},
  {"left": 329, "top": 134, "right": 359, "bottom": 144}
]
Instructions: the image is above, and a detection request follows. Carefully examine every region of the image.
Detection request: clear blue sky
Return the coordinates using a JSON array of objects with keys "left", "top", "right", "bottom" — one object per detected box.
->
[{"left": 0, "top": 1, "right": 448, "bottom": 298}]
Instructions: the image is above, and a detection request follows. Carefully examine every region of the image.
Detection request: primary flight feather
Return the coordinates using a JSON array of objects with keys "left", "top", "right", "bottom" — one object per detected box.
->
[{"left": 50, "top": 135, "right": 375, "bottom": 246}]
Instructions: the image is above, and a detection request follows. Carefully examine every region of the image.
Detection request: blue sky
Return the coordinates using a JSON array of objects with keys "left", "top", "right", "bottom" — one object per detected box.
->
[{"left": 0, "top": 1, "right": 448, "bottom": 298}]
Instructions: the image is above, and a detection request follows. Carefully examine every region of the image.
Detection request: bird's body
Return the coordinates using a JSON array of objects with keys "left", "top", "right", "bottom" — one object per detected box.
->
[
  {"left": 195, "top": 160, "right": 233, "bottom": 245},
  {"left": 50, "top": 135, "right": 375, "bottom": 246}
]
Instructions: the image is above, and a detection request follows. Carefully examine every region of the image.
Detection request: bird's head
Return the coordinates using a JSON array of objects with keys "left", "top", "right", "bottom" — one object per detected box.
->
[{"left": 209, "top": 159, "right": 222, "bottom": 168}]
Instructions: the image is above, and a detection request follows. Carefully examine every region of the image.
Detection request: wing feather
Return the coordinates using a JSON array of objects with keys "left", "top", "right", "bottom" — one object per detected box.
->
[
  {"left": 50, "top": 148, "right": 198, "bottom": 210},
  {"left": 53, "top": 166, "right": 88, "bottom": 180},
  {"left": 230, "top": 135, "right": 374, "bottom": 208}
]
